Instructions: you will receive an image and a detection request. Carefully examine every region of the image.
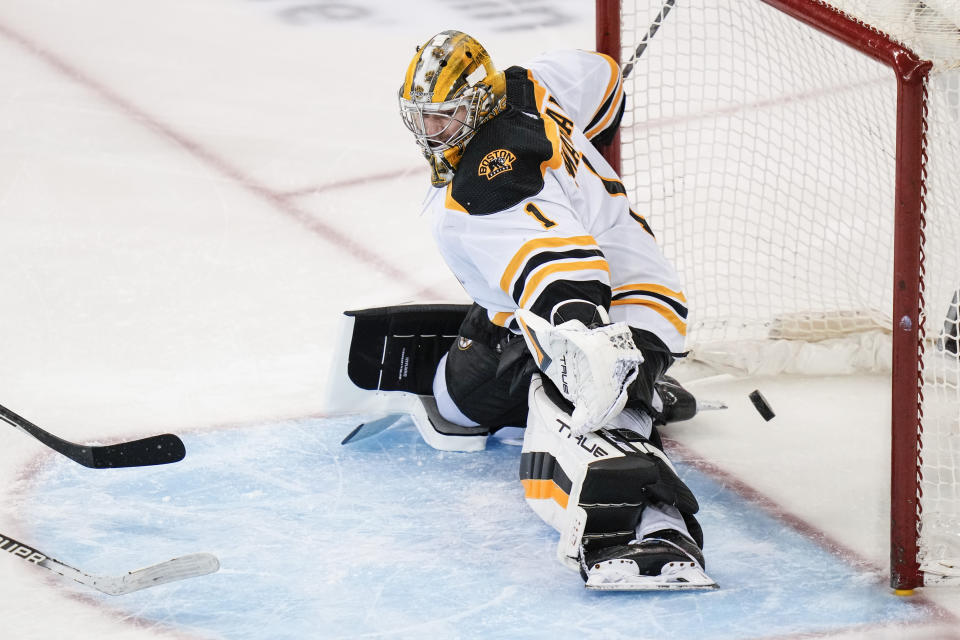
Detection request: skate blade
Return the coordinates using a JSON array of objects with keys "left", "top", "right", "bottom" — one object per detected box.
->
[{"left": 585, "top": 560, "right": 719, "bottom": 591}]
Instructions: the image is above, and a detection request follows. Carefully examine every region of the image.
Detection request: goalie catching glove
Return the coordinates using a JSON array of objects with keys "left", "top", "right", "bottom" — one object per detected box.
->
[{"left": 515, "top": 304, "right": 642, "bottom": 436}]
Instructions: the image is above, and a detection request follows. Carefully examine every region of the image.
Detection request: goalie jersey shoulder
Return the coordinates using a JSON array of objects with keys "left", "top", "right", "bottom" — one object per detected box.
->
[
  {"left": 449, "top": 66, "right": 556, "bottom": 216},
  {"left": 525, "top": 50, "right": 625, "bottom": 143}
]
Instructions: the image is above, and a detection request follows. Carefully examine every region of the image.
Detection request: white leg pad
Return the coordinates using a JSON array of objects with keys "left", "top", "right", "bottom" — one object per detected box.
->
[{"left": 520, "top": 375, "right": 642, "bottom": 570}]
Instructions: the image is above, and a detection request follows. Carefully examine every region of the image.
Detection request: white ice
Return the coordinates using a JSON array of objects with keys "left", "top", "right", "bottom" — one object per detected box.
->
[{"left": 0, "top": 1, "right": 958, "bottom": 638}]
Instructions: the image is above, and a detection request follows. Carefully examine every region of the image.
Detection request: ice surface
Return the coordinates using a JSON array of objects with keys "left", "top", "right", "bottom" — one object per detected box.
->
[
  {"left": 1, "top": 0, "right": 958, "bottom": 637},
  {"left": 13, "top": 418, "right": 935, "bottom": 639}
]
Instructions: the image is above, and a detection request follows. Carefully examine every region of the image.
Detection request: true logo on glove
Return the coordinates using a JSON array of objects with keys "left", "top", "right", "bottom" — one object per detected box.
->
[
  {"left": 478, "top": 149, "right": 515, "bottom": 180},
  {"left": 559, "top": 354, "right": 570, "bottom": 395}
]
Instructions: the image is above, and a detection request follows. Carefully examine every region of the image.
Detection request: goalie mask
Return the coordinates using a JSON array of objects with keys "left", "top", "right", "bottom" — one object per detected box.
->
[{"left": 399, "top": 31, "right": 506, "bottom": 187}]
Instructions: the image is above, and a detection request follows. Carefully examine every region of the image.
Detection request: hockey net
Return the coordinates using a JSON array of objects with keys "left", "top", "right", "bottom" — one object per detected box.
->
[{"left": 597, "top": 0, "right": 960, "bottom": 589}]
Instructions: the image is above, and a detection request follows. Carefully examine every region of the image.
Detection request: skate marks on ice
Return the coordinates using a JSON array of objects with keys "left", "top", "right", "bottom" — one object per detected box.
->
[{"left": 15, "top": 417, "right": 937, "bottom": 640}]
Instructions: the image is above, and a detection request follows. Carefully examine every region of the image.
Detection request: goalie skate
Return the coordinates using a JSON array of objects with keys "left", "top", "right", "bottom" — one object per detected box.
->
[
  {"left": 584, "top": 557, "right": 718, "bottom": 591},
  {"left": 580, "top": 530, "right": 718, "bottom": 591}
]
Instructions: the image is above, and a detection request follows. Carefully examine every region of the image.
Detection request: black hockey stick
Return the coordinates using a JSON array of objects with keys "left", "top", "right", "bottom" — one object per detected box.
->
[
  {"left": 621, "top": 0, "right": 676, "bottom": 79},
  {"left": 1, "top": 532, "right": 219, "bottom": 595},
  {"left": 0, "top": 403, "right": 185, "bottom": 468}
]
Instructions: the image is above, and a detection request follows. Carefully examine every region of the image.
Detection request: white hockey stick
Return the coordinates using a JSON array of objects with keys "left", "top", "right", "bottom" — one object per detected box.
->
[{"left": 1, "top": 532, "right": 219, "bottom": 595}]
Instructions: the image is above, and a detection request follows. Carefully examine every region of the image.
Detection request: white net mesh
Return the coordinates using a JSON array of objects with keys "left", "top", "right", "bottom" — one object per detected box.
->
[
  {"left": 833, "top": 0, "right": 960, "bottom": 68},
  {"left": 616, "top": 0, "right": 960, "bottom": 583}
]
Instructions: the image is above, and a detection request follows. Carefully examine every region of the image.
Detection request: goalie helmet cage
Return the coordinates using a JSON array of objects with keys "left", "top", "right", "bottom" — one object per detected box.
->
[{"left": 595, "top": 0, "right": 960, "bottom": 591}]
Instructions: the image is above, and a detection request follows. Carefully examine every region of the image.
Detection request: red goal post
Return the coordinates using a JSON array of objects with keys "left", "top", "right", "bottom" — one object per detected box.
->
[{"left": 596, "top": 0, "right": 960, "bottom": 591}]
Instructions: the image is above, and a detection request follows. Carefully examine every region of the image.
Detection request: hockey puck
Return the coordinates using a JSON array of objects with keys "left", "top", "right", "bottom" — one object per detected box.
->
[{"left": 749, "top": 390, "right": 775, "bottom": 421}]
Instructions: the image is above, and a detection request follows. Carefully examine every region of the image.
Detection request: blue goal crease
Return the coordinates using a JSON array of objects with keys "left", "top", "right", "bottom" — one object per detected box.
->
[{"left": 22, "top": 416, "right": 935, "bottom": 640}]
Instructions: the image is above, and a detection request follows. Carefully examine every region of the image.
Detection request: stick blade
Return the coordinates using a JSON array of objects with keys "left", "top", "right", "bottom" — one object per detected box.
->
[
  {"left": 89, "top": 434, "right": 186, "bottom": 468},
  {"left": 341, "top": 414, "right": 404, "bottom": 445},
  {"left": 93, "top": 553, "right": 221, "bottom": 596}
]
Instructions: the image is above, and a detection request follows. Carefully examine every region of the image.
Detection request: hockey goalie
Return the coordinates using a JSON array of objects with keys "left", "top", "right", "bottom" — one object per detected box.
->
[{"left": 333, "top": 30, "right": 716, "bottom": 591}]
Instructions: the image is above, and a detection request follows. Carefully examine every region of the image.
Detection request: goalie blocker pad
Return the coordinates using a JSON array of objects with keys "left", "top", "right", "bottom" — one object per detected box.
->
[
  {"left": 325, "top": 304, "right": 491, "bottom": 451},
  {"left": 519, "top": 375, "right": 698, "bottom": 570},
  {"left": 343, "top": 304, "right": 469, "bottom": 395}
]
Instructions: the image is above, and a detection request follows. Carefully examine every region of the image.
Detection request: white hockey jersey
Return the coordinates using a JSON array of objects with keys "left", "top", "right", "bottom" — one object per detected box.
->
[{"left": 424, "top": 50, "right": 687, "bottom": 354}]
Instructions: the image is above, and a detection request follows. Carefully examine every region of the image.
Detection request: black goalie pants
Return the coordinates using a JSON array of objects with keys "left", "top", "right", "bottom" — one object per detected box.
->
[
  {"left": 441, "top": 303, "right": 674, "bottom": 431},
  {"left": 442, "top": 304, "right": 532, "bottom": 429}
]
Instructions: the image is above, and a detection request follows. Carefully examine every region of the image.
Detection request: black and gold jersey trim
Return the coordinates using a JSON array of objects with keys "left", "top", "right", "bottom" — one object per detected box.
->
[
  {"left": 612, "top": 289, "right": 688, "bottom": 319},
  {"left": 580, "top": 156, "right": 655, "bottom": 238},
  {"left": 582, "top": 156, "right": 626, "bottom": 197},
  {"left": 629, "top": 209, "right": 655, "bottom": 238},
  {"left": 583, "top": 53, "right": 626, "bottom": 141},
  {"left": 611, "top": 283, "right": 688, "bottom": 336},
  {"left": 500, "top": 235, "right": 611, "bottom": 314},
  {"left": 510, "top": 248, "right": 606, "bottom": 304},
  {"left": 584, "top": 79, "right": 619, "bottom": 134},
  {"left": 519, "top": 260, "right": 610, "bottom": 308},
  {"left": 500, "top": 235, "right": 601, "bottom": 292}
]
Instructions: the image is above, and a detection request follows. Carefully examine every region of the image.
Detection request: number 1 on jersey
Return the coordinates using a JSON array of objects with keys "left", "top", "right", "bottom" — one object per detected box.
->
[{"left": 525, "top": 203, "right": 557, "bottom": 229}]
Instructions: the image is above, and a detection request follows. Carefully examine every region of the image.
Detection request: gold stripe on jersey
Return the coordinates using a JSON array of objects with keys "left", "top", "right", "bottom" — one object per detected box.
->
[
  {"left": 444, "top": 184, "right": 469, "bottom": 213},
  {"left": 584, "top": 53, "right": 624, "bottom": 140},
  {"left": 539, "top": 112, "right": 566, "bottom": 178},
  {"left": 527, "top": 69, "right": 549, "bottom": 113},
  {"left": 611, "top": 283, "right": 688, "bottom": 336},
  {"left": 500, "top": 235, "right": 600, "bottom": 294},
  {"left": 517, "top": 315, "right": 549, "bottom": 368},
  {"left": 611, "top": 298, "right": 687, "bottom": 336},
  {"left": 519, "top": 259, "right": 610, "bottom": 308},
  {"left": 490, "top": 311, "right": 513, "bottom": 326},
  {"left": 612, "top": 282, "right": 687, "bottom": 302},
  {"left": 526, "top": 70, "right": 566, "bottom": 179},
  {"left": 544, "top": 107, "right": 582, "bottom": 179}
]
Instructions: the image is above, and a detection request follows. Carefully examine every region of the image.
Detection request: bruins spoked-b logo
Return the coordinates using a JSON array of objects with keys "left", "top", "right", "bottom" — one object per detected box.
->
[{"left": 478, "top": 149, "right": 516, "bottom": 180}]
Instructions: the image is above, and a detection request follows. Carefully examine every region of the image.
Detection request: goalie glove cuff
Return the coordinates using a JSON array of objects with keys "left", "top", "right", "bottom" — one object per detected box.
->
[
  {"left": 549, "top": 299, "right": 610, "bottom": 328},
  {"left": 515, "top": 307, "right": 642, "bottom": 436}
]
